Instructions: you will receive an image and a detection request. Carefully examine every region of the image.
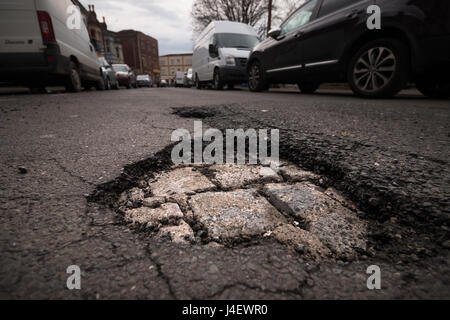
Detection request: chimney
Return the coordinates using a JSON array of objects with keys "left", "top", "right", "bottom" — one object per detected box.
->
[{"left": 103, "top": 16, "right": 106, "bottom": 24}]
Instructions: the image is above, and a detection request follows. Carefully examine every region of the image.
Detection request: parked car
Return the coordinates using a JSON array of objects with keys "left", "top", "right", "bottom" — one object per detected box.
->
[
  {"left": 99, "top": 57, "right": 119, "bottom": 90},
  {"left": 184, "top": 68, "right": 194, "bottom": 87},
  {"left": 112, "top": 64, "right": 136, "bottom": 89},
  {"left": 136, "top": 74, "right": 152, "bottom": 88},
  {"left": 158, "top": 80, "right": 168, "bottom": 88},
  {"left": 0, "top": 0, "right": 105, "bottom": 92},
  {"left": 193, "top": 21, "right": 260, "bottom": 90},
  {"left": 175, "top": 71, "right": 185, "bottom": 87},
  {"left": 247, "top": 0, "right": 450, "bottom": 98}
]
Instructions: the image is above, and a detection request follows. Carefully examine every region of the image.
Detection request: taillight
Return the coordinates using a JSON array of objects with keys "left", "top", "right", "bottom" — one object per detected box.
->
[{"left": 37, "top": 11, "right": 56, "bottom": 43}]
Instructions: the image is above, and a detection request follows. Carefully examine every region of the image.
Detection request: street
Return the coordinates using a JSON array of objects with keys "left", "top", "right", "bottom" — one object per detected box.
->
[{"left": 0, "top": 87, "right": 449, "bottom": 299}]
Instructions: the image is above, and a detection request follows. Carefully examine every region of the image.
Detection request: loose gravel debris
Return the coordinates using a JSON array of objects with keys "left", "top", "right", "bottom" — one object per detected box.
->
[{"left": 116, "top": 161, "right": 370, "bottom": 262}]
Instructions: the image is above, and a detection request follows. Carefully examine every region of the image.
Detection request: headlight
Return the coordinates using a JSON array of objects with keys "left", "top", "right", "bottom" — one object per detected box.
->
[{"left": 225, "top": 55, "right": 236, "bottom": 66}]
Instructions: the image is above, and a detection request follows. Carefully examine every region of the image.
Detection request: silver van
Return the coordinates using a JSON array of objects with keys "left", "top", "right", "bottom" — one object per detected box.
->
[{"left": 0, "top": 0, "right": 104, "bottom": 92}]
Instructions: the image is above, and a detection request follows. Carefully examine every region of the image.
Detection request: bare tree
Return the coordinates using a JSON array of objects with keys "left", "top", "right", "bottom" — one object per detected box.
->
[
  {"left": 191, "top": 0, "right": 305, "bottom": 38},
  {"left": 192, "top": 0, "right": 272, "bottom": 36}
]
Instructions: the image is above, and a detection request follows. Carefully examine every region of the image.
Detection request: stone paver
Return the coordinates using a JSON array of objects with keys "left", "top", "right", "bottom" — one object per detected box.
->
[
  {"left": 149, "top": 167, "right": 215, "bottom": 197},
  {"left": 157, "top": 221, "right": 195, "bottom": 244},
  {"left": 210, "top": 164, "right": 281, "bottom": 189},
  {"left": 309, "top": 210, "right": 367, "bottom": 260},
  {"left": 119, "top": 187, "right": 145, "bottom": 207},
  {"left": 272, "top": 224, "right": 332, "bottom": 260},
  {"left": 189, "top": 189, "right": 286, "bottom": 242},
  {"left": 278, "top": 165, "right": 321, "bottom": 183},
  {"left": 324, "top": 187, "right": 358, "bottom": 211},
  {"left": 124, "top": 203, "right": 184, "bottom": 229},
  {"left": 263, "top": 183, "right": 334, "bottom": 223}
]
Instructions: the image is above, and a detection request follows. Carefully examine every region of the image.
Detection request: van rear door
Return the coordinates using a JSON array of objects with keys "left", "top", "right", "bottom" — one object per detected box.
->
[{"left": 0, "top": 0, "right": 43, "bottom": 53}]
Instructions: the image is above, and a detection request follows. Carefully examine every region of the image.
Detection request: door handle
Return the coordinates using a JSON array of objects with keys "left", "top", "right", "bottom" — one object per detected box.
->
[{"left": 294, "top": 31, "right": 304, "bottom": 38}]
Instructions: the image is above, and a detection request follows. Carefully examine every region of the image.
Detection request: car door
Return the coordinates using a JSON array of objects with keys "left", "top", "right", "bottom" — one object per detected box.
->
[
  {"left": 263, "top": 0, "right": 321, "bottom": 82},
  {"left": 297, "top": 0, "right": 373, "bottom": 79}
]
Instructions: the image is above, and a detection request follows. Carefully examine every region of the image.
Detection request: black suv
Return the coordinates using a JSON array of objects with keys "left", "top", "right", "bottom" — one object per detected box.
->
[{"left": 247, "top": 0, "right": 450, "bottom": 98}]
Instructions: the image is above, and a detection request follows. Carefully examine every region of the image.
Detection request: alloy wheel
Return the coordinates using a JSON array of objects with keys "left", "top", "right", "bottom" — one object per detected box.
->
[
  {"left": 353, "top": 47, "right": 396, "bottom": 93},
  {"left": 248, "top": 64, "right": 260, "bottom": 91}
]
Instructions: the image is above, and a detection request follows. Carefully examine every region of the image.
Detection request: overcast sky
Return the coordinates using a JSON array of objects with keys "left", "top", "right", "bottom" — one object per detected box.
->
[{"left": 79, "top": 0, "right": 194, "bottom": 56}]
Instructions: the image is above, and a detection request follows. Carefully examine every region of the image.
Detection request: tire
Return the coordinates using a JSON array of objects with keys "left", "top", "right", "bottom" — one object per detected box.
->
[
  {"left": 95, "top": 77, "right": 105, "bottom": 91},
  {"left": 298, "top": 82, "right": 320, "bottom": 94},
  {"left": 227, "top": 83, "right": 235, "bottom": 90},
  {"left": 347, "top": 38, "right": 409, "bottom": 98},
  {"left": 416, "top": 80, "right": 450, "bottom": 99},
  {"left": 113, "top": 80, "right": 120, "bottom": 90},
  {"left": 213, "top": 69, "right": 224, "bottom": 90},
  {"left": 126, "top": 80, "right": 131, "bottom": 89},
  {"left": 247, "top": 60, "right": 268, "bottom": 92},
  {"left": 66, "top": 61, "right": 82, "bottom": 93},
  {"left": 195, "top": 74, "right": 202, "bottom": 90}
]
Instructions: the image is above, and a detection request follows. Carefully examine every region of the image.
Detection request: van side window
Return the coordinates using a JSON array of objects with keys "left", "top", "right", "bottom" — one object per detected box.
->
[{"left": 318, "top": 0, "right": 360, "bottom": 17}]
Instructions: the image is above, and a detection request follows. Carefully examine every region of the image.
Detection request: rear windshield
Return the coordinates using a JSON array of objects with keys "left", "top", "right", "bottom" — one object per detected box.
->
[
  {"left": 113, "top": 65, "right": 128, "bottom": 72},
  {"left": 215, "top": 33, "right": 260, "bottom": 49}
]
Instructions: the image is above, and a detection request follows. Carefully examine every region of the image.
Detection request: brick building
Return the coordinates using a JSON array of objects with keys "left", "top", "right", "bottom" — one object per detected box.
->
[
  {"left": 72, "top": 1, "right": 123, "bottom": 64},
  {"left": 117, "top": 30, "right": 160, "bottom": 83},
  {"left": 159, "top": 53, "right": 193, "bottom": 82}
]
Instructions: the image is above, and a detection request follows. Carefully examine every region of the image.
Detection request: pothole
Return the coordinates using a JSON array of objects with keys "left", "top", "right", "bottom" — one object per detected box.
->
[{"left": 113, "top": 159, "right": 369, "bottom": 262}]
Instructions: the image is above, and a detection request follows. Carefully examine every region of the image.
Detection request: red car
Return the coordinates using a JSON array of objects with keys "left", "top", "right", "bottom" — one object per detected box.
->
[{"left": 112, "top": 64, "right": 137, "bottom": 89}]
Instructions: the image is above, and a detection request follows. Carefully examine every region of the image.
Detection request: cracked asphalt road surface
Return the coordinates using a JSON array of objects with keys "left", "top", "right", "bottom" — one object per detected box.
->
[{"left": 0, "top": 87, "right": 449, "bottom": 299}]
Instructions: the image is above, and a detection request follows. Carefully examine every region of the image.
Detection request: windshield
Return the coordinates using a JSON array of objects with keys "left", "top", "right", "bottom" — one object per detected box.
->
[
  {"left": 137, "top": 75, "right": 149, "bottom": 80},
  {"left": 113, "top": 65, "right": 128, "bottom": 72},
  {"left": 215, "top": 33, "right": 260, "bottom": 49}
]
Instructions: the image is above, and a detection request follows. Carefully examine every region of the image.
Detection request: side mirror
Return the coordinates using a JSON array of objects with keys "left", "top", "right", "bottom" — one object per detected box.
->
[
  {"left": 268, "top": 27, "right": 282, "bottom": 39},
  {"left": 209, "top": 44, "right": 218, "bottom": 56}
]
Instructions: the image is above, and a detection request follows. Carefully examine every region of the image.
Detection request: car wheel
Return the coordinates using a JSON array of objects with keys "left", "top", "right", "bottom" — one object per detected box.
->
[
  {"left": 66, "top": 61, "right": 82, "bottom": 93},
  {"left": 95, "top": 77, "right": 105, "bottom": 91},
  {"left": 348, "top": 38, "right": 409, "bottom": 98},
  {"left": 298, "top": 82, "right": 320, "bottom": 94},
  {"left": 227, "top": 83, "right": 235, "bottom": 90},
  {"left": 416, "top": 80, "right": 450, "bottom": 99},
  {"left": 248, "top": 60, "right": 268, "bottom": 92},
  {"left": 195, "top": 74, "right": 202, "bottom": 90},
  {"left": 114, "top": 80, "right": 120, "bottom": 90},
  {"left": 213, "top": 69, "right": 224, "bottom": 90}
]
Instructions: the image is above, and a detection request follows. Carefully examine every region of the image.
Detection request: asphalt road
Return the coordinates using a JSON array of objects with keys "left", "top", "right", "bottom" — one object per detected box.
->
[{"left": 0, "top": 86, "right": 449, "bottom": 299}]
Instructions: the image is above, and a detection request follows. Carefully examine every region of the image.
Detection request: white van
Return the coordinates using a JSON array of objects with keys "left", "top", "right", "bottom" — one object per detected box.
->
[
  {"left": 175, "top": 71, "right": 184, "bottom": 87},
  {"left": 0, "top": 0, "right": 104, "bottom": 92},
  {"left": 193, "top": 21, "right": 259, "bottom": 90}
]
